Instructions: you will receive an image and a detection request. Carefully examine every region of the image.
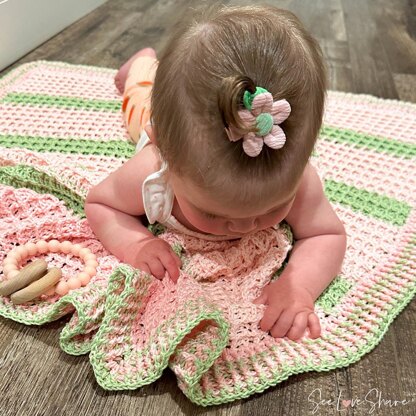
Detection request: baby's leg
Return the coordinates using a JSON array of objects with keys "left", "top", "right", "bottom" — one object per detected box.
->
[
  {"left": 120, "top": 52, "right": 159, "bottom": 144},
  {"left": 114, "top": 47, "right": 156, "bottom": 94}
]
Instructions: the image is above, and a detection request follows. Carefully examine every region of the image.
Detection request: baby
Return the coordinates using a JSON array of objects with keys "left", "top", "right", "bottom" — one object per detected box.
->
[{"left": 85, "top": 4, "right": 347, "bottom": 341}]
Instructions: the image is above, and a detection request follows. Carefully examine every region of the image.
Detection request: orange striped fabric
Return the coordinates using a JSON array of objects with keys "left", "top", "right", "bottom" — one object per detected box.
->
[{"left": 122, "top": 56, "right": 158, "bottom": 144}]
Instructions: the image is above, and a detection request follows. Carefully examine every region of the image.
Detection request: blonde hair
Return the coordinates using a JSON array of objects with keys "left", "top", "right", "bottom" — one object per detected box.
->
[{"left": 151, "top": 2, "right": 327, "bottom": 209}]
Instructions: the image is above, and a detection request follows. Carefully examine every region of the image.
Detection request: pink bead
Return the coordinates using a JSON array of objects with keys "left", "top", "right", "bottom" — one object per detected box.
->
[
  {"left": 84, "top": 266, "right": 96, "bottom": 277},
  {"left": 79, "top": 248, "right": 91, "bottom": 258},
  {"left": 48, "top": 240, "right": 61, "bottom": 252},
  {"left": 85, "top": 259, "right": 99, "bottom": 268},
  {"left": 8, "top": 249, "right": 21, "bottom": 261},
  {"left": 36, "top": 240, "right": 49, "bottom": 254},
  {"left": 60, "top": 241, "right": 73, "bottom": 254},
  {"left": 44, "top": 287, "right": 56, "bottom": 296},
  {"left": 55, "top": 281, "right": 69, "bottom": 296},
  {"left": 71, "top": 244, "right": 82, "bottom": 256},
  {"left": 3, "top": 257, "right": 18, "bottom": 267},
  {"left": 16, "top": 246, "right": 29, "bottom": 259},
  {"left": 26, "top": 242, "right": 38, "bottom": 256},
  {"left": 67, "top": 277, "right": 82, "bottom": 290},
  {"left": 84, "top": 253, "right": 97, "bottom": 262},
  {"left": 78, "top": 272, "right": 91, "bottom": 285},
  {"left": 3, "top": 264, "right": 18, "bottom": 275},
  {"left": 7, "top": 248, "right": 18, "bottom": 259}
]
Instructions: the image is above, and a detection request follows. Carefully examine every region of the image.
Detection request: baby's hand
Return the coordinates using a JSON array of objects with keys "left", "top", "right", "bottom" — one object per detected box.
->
[
  {"left": 253, "top": 278, "right": 321, "bottom": 341},
  {"left": 123, "top": 236, "right": 182, "bottom": 282}
]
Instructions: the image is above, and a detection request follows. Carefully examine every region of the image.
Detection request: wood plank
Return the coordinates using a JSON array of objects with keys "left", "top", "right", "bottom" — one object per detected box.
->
[
  {"left": 320, "top": 39, "right": 354, "bottom": 92},
  {"left": 390, "top": 300, "right": 416, "bottom": 409},
  {"left": 341, "top": 0, "right": 399, "bottom": 97},
  {"left": 289, "top": 0, "right": 347, "bottom": 41},
  {"left": 347, "top": 315, "right": 411, "bottom": 415},
  {"left": 271, "top": 0, "right": 353, "bottom": 91},
  {"left": 240, "top": 370, "right": 340, "bottom": 415},
  {"left": 369, "top": 0, "right": 416, "bottom": 74},
  {"left": 393, "top": 73, "right": 416, "bottom": 103}
]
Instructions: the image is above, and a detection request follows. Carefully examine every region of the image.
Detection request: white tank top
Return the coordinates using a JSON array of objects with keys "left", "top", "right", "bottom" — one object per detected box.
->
[{"left": 136, "top": 129, "right": 234, "bottom": 241}]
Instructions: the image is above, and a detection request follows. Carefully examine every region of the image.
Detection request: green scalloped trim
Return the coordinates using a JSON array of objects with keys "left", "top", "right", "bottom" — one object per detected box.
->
[
  {"left": 0, "top": 164, "right": 86, "bottom": 217},
  {"left": 0, "top": 165, "right": 167, "bottom": 236},
  {"left": 0, "top": 210, "right": 413, "bottom": 408},
  {"left": 183, "top": 236, "right": 416, "bottom": 406},
  {"left": 88, "top": 265, "right": 230, "bottom": 390},
  {"left": 0, "top": 252, "right": 413, "bottom": 407}
]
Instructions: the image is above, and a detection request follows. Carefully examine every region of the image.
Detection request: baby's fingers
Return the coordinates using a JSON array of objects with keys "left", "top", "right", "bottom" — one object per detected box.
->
[
  {"left": 259, "top": 305, "right": 283, "bottom": 332},
  {"left": 158, "top": 251, "right": 180, "bottom": 283},
  {"left": 270, "top": 309, "right": 295, "bottom": 338},
  {"left": 173, "top": 252, "right": 182, "bottom": 268},
  {"left": 148, "top": 258, "right": 167, "bottom": 280},
  {"left": 136, "top": 262, "right": 151, "bottom": 276},
  {"left": 286, "top": 312, "right": 308, "bottom": 341},
  {"left": 307, "top": 313, "right": 321, "bottom": 339}
]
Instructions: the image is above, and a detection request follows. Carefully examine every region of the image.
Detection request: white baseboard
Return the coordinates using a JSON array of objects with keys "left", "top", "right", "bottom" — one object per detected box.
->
[{"left": 0, "top": 0, "right": 107, "bottom": 71}]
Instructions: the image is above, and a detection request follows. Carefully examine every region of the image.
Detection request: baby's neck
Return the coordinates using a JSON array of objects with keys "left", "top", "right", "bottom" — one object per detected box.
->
[{"left": 170, "top": 197, "right": 212, "bottom": 235}]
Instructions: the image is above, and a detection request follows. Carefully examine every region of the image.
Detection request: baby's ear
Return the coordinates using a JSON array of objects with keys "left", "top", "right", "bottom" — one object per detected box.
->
[{"left": 144, "top": 123, "right": 157, "bottom": 145}]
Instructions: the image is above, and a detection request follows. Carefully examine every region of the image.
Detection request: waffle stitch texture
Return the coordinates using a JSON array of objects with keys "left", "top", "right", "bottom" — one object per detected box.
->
[{"left": 0, "top": 61, "right": 415, "bottom": 406}]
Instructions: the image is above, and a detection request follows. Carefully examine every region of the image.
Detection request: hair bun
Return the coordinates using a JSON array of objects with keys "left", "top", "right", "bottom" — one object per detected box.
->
[{"left": 218, "top": 75, "right": 257, "bottom": 133}]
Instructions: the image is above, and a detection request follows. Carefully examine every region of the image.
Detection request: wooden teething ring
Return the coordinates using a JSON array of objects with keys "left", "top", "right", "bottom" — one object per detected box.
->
[
  {"left": 10, "top": 267, "right": 63, "bottom": 305},
  {"left": 0, "top": 240, "right": 98, "bottom": 304}
]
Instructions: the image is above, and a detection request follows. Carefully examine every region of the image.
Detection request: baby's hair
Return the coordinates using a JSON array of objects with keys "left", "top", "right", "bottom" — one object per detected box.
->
[{"left": 151, "top": 2, "right": 328, "bottom": 210}]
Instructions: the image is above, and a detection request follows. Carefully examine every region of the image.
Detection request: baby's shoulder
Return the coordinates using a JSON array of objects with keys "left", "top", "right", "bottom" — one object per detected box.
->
[
  {"left": 290, "top": 162, "right": 322, "bottom": 206},
  {"left": 131, "top": 142, "right": 161, "bottom": 175},
  {"left": 116, "top": 142, "right": 162, "bottom": 193},
  {"left": 85, "top": 143, "right": 161, "bottom": 216},
  {"left": 284, "top": 162, "right": 319, "bottom": 217}
]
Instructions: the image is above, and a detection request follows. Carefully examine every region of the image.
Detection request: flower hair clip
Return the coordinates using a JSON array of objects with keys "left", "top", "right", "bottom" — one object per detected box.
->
[{"left": 224, "top": 86, "right": 291, "bottom": 157}]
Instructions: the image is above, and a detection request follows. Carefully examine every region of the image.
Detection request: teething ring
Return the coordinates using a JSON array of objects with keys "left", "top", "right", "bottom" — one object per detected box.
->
[
  {"left": 1, "top": 240, "right": 98, "bottom": 300},
  {"left": 10, "top": 267, "right": 63, "bottom": 305}
]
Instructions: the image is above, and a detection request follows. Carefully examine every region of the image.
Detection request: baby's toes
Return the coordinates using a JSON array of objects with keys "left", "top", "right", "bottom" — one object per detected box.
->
[{"left": 114, "top": 74, "right": 125, "bottom": 94}]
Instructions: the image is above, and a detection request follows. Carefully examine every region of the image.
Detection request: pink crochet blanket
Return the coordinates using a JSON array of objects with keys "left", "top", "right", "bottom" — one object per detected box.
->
[{"left": 0, "top": 61, "right": 415, "bottom": 406}]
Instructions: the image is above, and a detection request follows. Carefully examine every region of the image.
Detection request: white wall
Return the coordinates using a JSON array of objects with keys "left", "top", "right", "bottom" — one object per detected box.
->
[{"left": 0, "top": 0, "right": 107, "bottom": 71}]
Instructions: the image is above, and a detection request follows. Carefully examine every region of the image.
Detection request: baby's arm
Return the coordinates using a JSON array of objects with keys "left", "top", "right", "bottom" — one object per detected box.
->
[
  {"left": 84, "top": 145, "right": 182, "bottom": 281},
  {"left": 254, "top": 162, "right": 347, "bottom": 340},
  {"left": 283, "top": 162, "right": 347, "bottom": 301}
]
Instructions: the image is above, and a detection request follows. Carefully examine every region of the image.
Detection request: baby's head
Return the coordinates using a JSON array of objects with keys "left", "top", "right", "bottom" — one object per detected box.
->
[{"left": 148, "top": 3, "right": 327, "bottom": 236}]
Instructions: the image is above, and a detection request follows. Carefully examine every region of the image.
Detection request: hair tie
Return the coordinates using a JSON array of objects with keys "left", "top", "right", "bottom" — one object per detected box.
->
[{"left": 224, "top": 86, "right": 291, "bottom": 157}]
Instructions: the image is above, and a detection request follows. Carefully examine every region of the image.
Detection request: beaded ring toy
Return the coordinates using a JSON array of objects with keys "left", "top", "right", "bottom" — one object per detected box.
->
[{"left": 1, "top": 240, "right": 98, "bottom": 298}]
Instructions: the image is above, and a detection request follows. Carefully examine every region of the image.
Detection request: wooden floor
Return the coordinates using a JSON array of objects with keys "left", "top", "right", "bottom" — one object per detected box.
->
[{"left": 0, "top": 1, "right": 415, "bottom": 415}]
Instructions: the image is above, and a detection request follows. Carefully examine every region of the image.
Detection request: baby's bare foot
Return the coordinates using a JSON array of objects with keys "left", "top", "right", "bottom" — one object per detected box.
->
[{"left": 115, "top": 47, "right": 157, "bottom": 94}]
